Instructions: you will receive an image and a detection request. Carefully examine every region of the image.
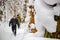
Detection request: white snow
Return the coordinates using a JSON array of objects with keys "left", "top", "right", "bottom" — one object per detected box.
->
[
  {"left": 34, "top": 0, "right": 57, "bottom": 33},
  {"left": 43, "top": 0, "right": 59, "bottom": 5},
  {"left": 0, "top": 0, "right": 60, "bottom": 40},
  {"left": 0, "top": 22, "right": 59, "bottom": 40}
]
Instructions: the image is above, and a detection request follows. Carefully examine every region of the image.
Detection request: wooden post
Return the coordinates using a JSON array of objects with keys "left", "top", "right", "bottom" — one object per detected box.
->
[{"left": 29, "top": 5, "right": 35, "bottom": 24}]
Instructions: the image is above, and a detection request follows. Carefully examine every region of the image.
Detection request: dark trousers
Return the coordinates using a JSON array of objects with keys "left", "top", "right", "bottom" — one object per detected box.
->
[
  {"left": 18, "top": 23, "right": 20, "bottom": 28},
  {"left": 12, "top": 25, "right": 16, "bottom": 36}
]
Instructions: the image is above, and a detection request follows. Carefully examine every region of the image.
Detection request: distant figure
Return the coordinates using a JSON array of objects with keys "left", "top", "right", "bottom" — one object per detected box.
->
[
  {"left": 17, "top": 14, "right": 22, "bottom": 28},
  {"left": 9, "top": 15, "right": 19, "bottom": 36}
]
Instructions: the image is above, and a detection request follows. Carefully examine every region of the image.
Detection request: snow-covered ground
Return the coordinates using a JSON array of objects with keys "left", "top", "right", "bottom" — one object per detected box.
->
[
  {"left": 0, "top": 0, "right": 60, "bottom": 40},
  {"left": 0, "top": 22, "right": 59, "bottom": 40}
]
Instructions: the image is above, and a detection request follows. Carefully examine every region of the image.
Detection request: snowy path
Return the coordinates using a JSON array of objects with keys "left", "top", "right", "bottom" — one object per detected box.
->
[
  {"left": 0, "top": 22, "right": 28, "bottom": 40},
  {"left": 0, "top": 22, "right": 59, "bottom": 40}
]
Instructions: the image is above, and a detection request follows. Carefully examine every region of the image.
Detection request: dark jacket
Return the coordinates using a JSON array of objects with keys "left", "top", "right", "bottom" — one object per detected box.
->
[{"left": 9, "top": 18, "right": 19, "bottom": 27}]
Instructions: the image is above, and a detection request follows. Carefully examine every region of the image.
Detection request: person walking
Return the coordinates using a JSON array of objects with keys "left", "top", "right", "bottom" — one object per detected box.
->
[
  {"left": 9, "top": 15, "right": 19, "bottom": 36},
  {"left": 17, "top": 14, "right": 22, "bottom": 28}
]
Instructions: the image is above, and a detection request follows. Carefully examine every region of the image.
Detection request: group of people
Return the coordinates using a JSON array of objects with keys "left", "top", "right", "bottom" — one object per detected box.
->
[{"left": 9, "top": 14, "right": 22, "bottom": 36}]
